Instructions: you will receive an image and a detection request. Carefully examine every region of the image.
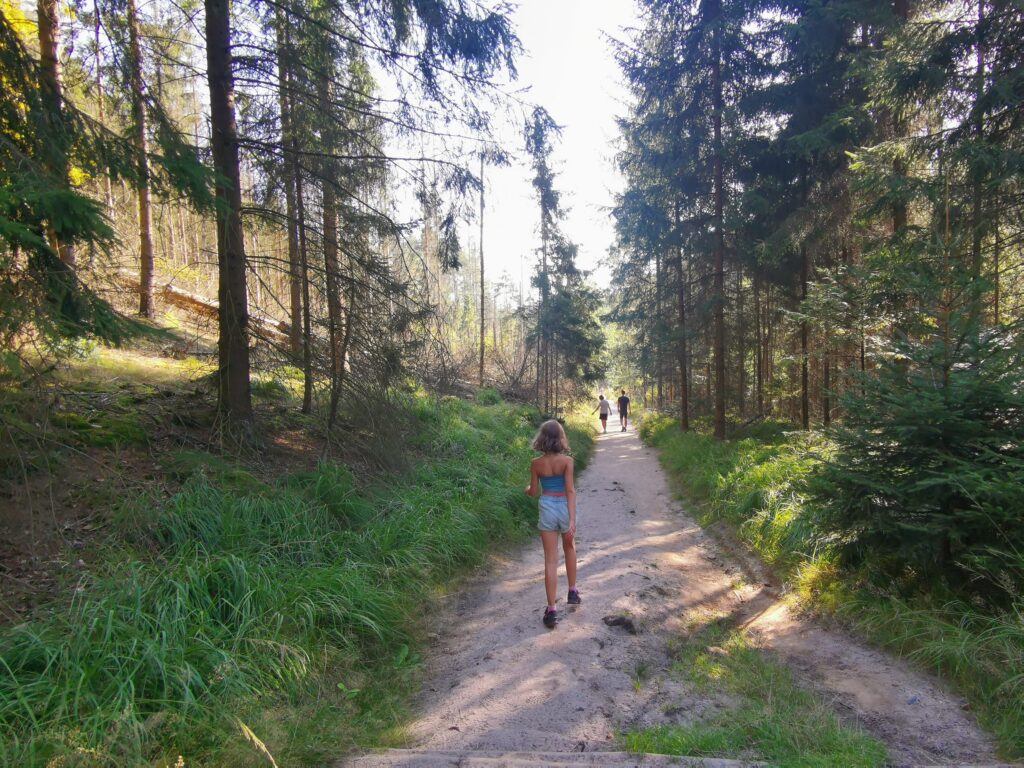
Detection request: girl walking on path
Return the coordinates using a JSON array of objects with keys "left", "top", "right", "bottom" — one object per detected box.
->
[{"left": 524, "top": 420, "right": 580, "bottom": 628}]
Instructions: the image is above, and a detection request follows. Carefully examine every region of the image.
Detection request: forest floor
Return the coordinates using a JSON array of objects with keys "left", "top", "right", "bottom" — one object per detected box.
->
[
  {"left": 345, "top": 428, "right": 1004, "bottom": 768},
  {"left": 0, "top": 340, "right": 323, "bottom": 625}
]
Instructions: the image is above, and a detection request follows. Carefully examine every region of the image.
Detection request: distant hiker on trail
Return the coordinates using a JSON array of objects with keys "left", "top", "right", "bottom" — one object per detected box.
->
[
  {"left": 524, "top": 419, "right": 580, "bottom": 629},
  {"left": 592, "top": 394, "right": 613, "bottom": 433},
  {"left": 617, "top": 390, "right": 630, "bottom": 432}
]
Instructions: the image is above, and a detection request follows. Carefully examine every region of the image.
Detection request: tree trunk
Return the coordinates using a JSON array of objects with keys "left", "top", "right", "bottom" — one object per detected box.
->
[
  {"left": 993, "top": 218, "right": 1001, "bottom": 324},
  {"left": 319, "top": 74, "right": 346, "bottom": 428},
  {"left": 736, "top": 264, "right": 745, "bottom": 417},
  {"left": 276, "top": 11, "right": 303, "bottom": 358},
  {"left": 800, "top": 244, "right": 810, "bottom": 430},
  {"left": 127, "top": 0, "right": 155, "bottom": 318},
  {"left": 295, "top": 173, "right": 314, "bottom": 414},
  {"left": 705, "top": 361, "right": 712, "bottom": 410},
  {"left": 205, "top": 0, "right": 253, "bottom": 427},
  {"left": 93, "top": 0, "right": 114, "bottom": 215},
  {"left": 675, "top": 201, "right": 689, "bottom": 431},
  {"left": 37, "top": 0, "right": 75, "bottom": 266},
  {"left": 492, "top": 285, "right": 498, "bottom": 350},
  {"left": 892, "top": 0, "right": 911, "bottom": 234},
  {"left": 822, "top": 353, "right": 831, "bottom": 427},
  {"left": 970, "top": 0, "right": 987, "bottom": 327},
  {"left": 710, "top": 2, "right": 727, "bottom": 440},
  {"left": 479, "top": 154, "right": 486, "bottom": 387},
  {"left": 765, "top": 283, "right": 774, "bottom": 414},
  {"left": 166, "top": 204, "right": 177, "bottom": 266},
  {"left": 656, "top": 248, "right": 664, "bottom": 410},
  {"left": 754, "top": 272, "right": 763, "bottom": 417},
  {"left": 554, "top": 347, "right": 560, "bottom": 417},
  {"left": 541, "top": 214, "right": 550, "bottom": 415}
]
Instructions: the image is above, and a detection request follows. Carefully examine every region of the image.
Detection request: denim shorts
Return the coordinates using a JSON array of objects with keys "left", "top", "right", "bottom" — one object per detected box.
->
[{"left": 538, "top": 495, "right": 571, "bottom": 533}]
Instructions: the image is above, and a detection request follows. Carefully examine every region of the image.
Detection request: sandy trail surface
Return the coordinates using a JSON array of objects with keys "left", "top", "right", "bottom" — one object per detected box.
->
[{"left": 347, "top": 428, "right": 1000, "bottom": 766}]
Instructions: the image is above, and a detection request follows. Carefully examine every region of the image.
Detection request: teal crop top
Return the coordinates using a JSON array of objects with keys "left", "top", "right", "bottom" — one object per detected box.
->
[{"left": 539, "top": 474, "right": 566, "bottom": 493}]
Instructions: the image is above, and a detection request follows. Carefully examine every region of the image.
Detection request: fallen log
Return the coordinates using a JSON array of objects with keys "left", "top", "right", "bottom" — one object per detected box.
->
[{"left": 115, "top": 269, "right": 291, "bottom": 342}]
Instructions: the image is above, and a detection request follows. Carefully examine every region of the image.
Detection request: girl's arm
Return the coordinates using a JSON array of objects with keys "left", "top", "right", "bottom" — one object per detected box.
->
[
  {"left": 564, "top": 457, "right": 577, "bottom": 537},
  {"left": 524, "top": 460, "right": 539, "bottom": 496}
]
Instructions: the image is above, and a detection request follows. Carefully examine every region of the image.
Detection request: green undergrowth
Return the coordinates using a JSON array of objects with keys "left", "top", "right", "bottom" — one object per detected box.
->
[
  {"left": 0, "top": 394, "right": 593, "bottom": 767},
  {"left": 624, "top": 615, "right": 888, "bottom": 767},
  {"left": 639, "top": 413, "right": 1024, "bottom": 759}
]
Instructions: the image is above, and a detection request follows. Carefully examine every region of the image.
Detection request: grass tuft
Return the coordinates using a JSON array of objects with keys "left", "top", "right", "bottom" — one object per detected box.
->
[{"left": 624, "top": 616, "right": 888, "bottom": 767}]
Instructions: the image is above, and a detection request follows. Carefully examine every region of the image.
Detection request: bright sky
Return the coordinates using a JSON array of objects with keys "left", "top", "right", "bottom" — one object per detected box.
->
[{"left": 479, "top": 0, "right": 640, "bottom": 295}]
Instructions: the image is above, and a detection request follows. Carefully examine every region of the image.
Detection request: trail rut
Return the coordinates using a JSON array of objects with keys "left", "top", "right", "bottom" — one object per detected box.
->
[{"left": 344, "top": 428, "right": 1000, "bottom": 767}]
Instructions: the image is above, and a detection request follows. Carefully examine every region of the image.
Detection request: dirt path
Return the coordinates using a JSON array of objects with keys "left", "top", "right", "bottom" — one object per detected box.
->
[{"left": 346, "top": 429, "right": 1000, "bottom": 767}]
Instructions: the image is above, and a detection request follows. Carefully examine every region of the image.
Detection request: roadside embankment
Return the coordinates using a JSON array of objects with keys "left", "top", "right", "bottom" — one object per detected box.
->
[
  {"left": 0, "top": 388, "right": 593, "bottom": 767},
  {"left": 639, "top": 414, "right": 1024, "bottom": 761}
]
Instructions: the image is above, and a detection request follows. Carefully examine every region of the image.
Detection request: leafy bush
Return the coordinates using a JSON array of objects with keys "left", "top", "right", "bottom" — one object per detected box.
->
[
  {"left": 810, "top": 325, "right": 1024, "bottom": 600},
  {"left": 477, "top": 387, "right": 503, "bottom": 405}
]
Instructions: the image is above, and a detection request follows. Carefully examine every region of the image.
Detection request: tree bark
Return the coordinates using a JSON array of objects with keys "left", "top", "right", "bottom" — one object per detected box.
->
[
  {"left": 37, "top": 0, "right": 75, "bottom": 266},
  {"left": 770, "top": 284, "right": 774, "bottom": 415},
  {"left": 541, "top": 212, "right": 550, "bottom": 415},
  {"left": 822, "top": 353, "right": 831, "bottom": 427},
  {"left": 127, "top": 0, "right": 155, "bottom": 318},
  {"left": 970, "top": 0, "right": 987, "bottom": 327},
  {"left": 295, "top": 172, "right": 314, "bottom": 414},
  {"left": 736, "top": 264, "right": 745, "bottom": 417},
  {"left": 276, "top": 11, "right": 303, "bottom": 358},
  {"left": 205, "top": 0, "right": 253, "bottom": 426},
  {"left": 993, "top": 218, "right": 1001, "bottom": 324},
  {"left": 479, "top": 154, "right": 486, "bottom": 387},
  {"left": 800, "top": 244, "right": 810, "bottom": 430},
  {"left": 891, "top": 0, "right": 911, "bottom": 234},
  {"left": 710, "top": 1, "right": 727, "bottom": 440},
  {"left": 675, "top": 200, "right": 689, "bottom": 431},
  {"left": 754, "top": 272, "right": 763, "bottom": 416},
  {"left": 318, "top": 75, "right": 346, "bottom": 428},
  {"left": 656, "top": 248, "right": 664, "bottom": 410},
  {"left": 94, "top": 0, "right": 114, "bottom": 215}
]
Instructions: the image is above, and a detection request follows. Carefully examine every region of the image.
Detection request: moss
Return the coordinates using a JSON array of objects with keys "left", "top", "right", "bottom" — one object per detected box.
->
[{"left": 51, "top": 411, "right": 148, "bottom": 449}]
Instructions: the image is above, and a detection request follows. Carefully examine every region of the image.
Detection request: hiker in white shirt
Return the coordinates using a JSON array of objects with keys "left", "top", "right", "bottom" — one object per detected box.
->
[{"left": 592, "top": 394, "right": 613, "bottom": 433}]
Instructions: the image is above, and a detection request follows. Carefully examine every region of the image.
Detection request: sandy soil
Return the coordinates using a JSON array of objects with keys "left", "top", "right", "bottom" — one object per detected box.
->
[{"left": 379, "top": 428, "right": 999, "bottom": 766}]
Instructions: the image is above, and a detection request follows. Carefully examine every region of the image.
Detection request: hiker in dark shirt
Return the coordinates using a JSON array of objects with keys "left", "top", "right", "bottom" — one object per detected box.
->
[{"left": 617, "top": 390, "right": 630, "bottom": 432}]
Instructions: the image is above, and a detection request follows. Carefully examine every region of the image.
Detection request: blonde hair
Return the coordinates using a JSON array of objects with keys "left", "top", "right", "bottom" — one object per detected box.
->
[{"left": 532, "top": 419, "right": 569, "bottom": 454}]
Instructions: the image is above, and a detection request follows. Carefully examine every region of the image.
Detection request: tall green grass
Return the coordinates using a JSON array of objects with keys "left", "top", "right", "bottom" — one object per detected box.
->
[
  {"left": 0, "top": 395, "right": 591, "bottom": 767},
  {"left": 638, "top": 415, "right": 823, "bottom": 573},
  {"left": 639, "top": 413, "right": 1024, "bottom": 759}
]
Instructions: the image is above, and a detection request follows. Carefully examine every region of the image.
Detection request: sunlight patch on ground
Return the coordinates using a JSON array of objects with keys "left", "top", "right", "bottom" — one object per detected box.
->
[{"left": 63, "top": 346, "right": 213, "bottom": 388}]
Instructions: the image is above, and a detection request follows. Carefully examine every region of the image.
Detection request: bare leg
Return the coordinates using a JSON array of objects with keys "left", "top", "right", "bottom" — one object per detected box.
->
[
  {"left": 562, "top": 531, "right": 577, "bottom": 589},
  {"left": 540, "top": 531, "right": 560, "bottom": 606}
]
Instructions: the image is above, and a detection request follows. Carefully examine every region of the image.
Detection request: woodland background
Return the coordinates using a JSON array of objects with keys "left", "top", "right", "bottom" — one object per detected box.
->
[{"left": 2, "top": 0, "right": 1024, "bottom": 764}]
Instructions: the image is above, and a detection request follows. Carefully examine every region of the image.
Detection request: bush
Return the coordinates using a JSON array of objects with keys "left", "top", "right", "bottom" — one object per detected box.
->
[
  {"left": 477, "top": 387, "right": 503, "bottom": 405},
  {"left": 810, "top": 325, "right": 1024, "bottom": 601}
]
